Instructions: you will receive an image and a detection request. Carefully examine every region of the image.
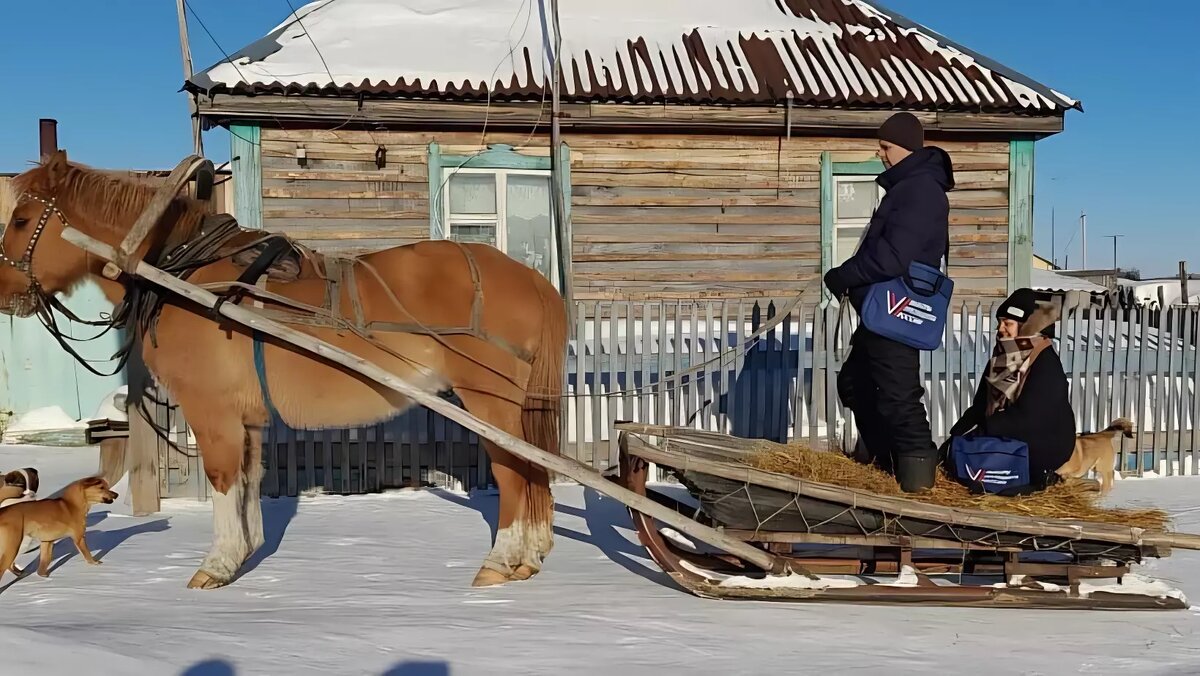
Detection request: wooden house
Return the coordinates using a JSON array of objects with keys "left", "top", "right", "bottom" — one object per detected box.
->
[
  {"left": 185, "top": 0, "right": 1078, "bottom": 307},
  {"left": 162, "top": 0, "right": 1086, "bottom": 498}
]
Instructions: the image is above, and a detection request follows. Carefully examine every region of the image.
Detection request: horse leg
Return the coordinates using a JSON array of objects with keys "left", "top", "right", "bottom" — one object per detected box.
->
[
  {"left": 242, "top": 426, "right": 266, "bottom": 553},
  {"left": 455, "top": 390, "right": 554, "bottom": 587},
  {"left": 187, "top": 415, "right": 251, "bottom": 590}
]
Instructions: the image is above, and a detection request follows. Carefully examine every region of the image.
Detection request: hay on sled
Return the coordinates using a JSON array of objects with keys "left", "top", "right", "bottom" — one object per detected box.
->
[{"left": 745, "top": 442, "right": 1169, "bottom": 532}]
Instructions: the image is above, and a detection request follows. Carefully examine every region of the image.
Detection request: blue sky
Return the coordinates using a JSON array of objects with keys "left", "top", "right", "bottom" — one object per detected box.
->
[{"left": 1, "top": 1, "right": 1196, "bottom": 276}]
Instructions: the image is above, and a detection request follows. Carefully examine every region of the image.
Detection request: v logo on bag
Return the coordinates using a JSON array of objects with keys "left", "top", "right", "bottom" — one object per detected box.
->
[
  {"left": 965, "top": 464, "right": 1018, "bottom": 486},
  {"left": 886, "top": 290, "right": 910, "bottom": 316}
]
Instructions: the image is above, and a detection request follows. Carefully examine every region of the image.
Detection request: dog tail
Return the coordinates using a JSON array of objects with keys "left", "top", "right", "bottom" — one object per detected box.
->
[{"left": 1101, "top": 418, "right": 1135, "bottom": 437}]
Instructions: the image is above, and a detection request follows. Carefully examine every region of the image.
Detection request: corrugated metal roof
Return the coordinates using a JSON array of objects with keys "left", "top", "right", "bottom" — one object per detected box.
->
[
  {"left": 187, "top": 0, "right": 1079, "bottom": 114},
  {"left": 1030, "top": 268, "right": 1110, "bottom": 294}
]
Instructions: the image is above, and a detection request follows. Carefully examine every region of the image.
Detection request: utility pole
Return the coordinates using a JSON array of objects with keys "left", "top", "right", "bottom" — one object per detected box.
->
[
  {"left": 1051, "top": 207, "right": 1056, "bottom": 268},
  {"left": 1080, "top": 210, "right": 1087, "bottom": 269},
  {"left": 1182, "top": 261, "right": 1191, "bottom": 305},
  {"left": 1105, "top": 234, "right": 1124, "bottom": 272},
  {"left": 175, "top": 0, "right": 203, "bottom": 155},
  {"left": 547, "top": 0, "right": 574, "bottom": 330}
]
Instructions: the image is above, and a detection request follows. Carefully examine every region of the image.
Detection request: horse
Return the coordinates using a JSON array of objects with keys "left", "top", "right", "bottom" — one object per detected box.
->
[{"left": 0, "top": 150, "right": 568, "bottom": 590}]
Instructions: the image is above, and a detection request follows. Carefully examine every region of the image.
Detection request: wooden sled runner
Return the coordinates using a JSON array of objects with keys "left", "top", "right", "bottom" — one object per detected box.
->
[{"left": 613, "top": 423, "right": 1200, "bottom": 610}]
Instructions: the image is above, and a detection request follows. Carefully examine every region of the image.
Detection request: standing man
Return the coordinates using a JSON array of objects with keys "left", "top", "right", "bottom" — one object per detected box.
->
[{"left": 822, "top": 112, "right": 954, "bottom": 492}]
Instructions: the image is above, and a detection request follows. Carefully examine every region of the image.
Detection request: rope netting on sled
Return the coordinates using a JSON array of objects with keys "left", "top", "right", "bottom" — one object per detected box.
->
[
  {"left": 675, "top": 470, "right": 1149, "bottom": 560},
  {"left": 741, "top": 442, "right": 1168, "bottom": 532}
]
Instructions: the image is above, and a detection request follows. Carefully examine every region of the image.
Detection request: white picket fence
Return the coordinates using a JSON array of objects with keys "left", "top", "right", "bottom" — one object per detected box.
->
[{"left": 153, "top": 298, "right": 1200, "bottom": 499}]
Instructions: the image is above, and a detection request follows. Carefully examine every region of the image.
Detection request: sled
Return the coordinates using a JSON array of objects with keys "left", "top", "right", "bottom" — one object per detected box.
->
[{"left": 612, "top": 423, "right": 1200, "bottom": 610}]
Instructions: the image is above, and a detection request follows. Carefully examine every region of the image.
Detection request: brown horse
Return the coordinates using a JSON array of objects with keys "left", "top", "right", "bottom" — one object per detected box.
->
[{"left": 0, "top": 150, "right": 567, "bottom": 590}]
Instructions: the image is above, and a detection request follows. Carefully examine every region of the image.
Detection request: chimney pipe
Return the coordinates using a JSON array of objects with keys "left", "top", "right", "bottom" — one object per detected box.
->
[{"left": 39, "top": 119, "right": 58, "bottom": 161}]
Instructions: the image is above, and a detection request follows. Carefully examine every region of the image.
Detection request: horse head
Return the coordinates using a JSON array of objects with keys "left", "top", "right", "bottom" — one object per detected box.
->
[
  {"left": 0, "top": 149, "right": 207, "bottom": 318},
  {"left": 0, "top": 150, "right": 93, "bottom": 317}
]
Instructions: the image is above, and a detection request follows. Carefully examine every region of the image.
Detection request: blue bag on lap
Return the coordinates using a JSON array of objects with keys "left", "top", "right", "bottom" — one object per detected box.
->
[{"left": 949, "top": 434, "right": 1031, "bottom": 495}]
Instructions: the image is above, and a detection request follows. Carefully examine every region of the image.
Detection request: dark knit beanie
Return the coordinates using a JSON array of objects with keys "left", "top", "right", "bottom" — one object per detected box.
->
[
  {"left": 878, "top": 112, "right": 924, "bottom": 151},
  {"left": 997, "top": 288, "right": 1055, "bottom": 337}
]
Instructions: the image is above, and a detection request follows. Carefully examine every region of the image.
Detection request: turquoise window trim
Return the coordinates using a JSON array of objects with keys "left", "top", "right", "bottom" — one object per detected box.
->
[
  {"left": 1007, "top": 140, "right": 1035, "bottom": 292},
  {"left": 229, "top": 124, "right": 262, "bottom": 230},
  {"left": 831, "top": 159, "right": 885, "bottom": 175},
  {"left": 427, "top": 142, "right": 443, "bottom": 239},
  {"left": 427, "top": 142, "right": 561, "bottom": 239},
  {"left": 426, "top": 142, "right": 571, "bottom": 290}
]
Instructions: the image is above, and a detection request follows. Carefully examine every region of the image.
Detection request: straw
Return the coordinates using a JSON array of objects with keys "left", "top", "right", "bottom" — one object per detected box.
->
[{"left": 745, "top": 441, "right": 1169, "bottom": 532}]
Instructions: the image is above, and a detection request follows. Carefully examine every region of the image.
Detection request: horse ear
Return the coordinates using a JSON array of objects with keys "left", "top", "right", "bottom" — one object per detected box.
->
[{"left": 45, "top": 149, "right": 69, "bottom": 190}]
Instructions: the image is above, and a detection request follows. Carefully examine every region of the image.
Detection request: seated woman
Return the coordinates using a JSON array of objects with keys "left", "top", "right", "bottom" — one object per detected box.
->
[{"left": 942, "top": 289, "right": 1077, "bottom": 493}]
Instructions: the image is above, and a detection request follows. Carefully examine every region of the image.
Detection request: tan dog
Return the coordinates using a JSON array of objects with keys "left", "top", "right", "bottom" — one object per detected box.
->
[
  {"left": 0, "top": 476, "right": 118, "bottom": 580},
  {"left": 1056, "top": 418, "right": 1135, "bottom": 494}
]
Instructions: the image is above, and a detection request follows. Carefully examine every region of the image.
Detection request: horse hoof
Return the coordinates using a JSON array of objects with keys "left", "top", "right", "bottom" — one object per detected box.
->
[
  {"left": 187, "top": 570, "right": 230, "bottom": 590},
  {"left": 470, "top": 567, "right": 511, "bottom": 587},
  {"left": 510, "top": 564, "right": 538, "bottom": 581}
]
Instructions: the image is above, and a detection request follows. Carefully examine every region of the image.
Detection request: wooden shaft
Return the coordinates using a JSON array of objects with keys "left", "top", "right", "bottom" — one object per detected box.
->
[
  {"left": 115, "top": 155, "right": 209, "bottom": 273},
  {"left": 59, "top": 226, "right": 782, "bottom": 573}
]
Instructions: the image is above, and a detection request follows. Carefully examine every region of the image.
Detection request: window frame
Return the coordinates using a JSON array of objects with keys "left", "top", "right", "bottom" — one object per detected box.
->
[
  {"left": 831, "top": 173, "right": 884, "bottom": 270},
  {"left": 428, "top": 142, "right": 572, "bottom": 292},
  {"left": 819, "top": 153, "right": 887, "bottom": 305},
  {"left": 440, "top": 166, "right": 560, "bottom": 287}
]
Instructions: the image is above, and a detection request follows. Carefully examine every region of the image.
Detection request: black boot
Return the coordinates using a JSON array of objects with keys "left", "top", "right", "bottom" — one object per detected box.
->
[{"left": 895, "top": 454, "right": 936, "bottom": 493}]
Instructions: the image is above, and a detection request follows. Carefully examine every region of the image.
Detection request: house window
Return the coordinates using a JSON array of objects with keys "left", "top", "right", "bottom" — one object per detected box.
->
[
  {"left": 832, "top": 175, "right": 884, "bottom": 268},
  {"left": 442, "top": 168, "right": 557, "bottom": 283},
  {"left": 429, "top": 143, "right": 569, "bottom": 291}
]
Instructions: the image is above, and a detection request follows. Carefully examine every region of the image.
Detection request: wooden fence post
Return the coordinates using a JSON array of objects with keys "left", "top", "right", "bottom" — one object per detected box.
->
[{"left": 127, "top": 408, "right": 161, "bottom": 515}]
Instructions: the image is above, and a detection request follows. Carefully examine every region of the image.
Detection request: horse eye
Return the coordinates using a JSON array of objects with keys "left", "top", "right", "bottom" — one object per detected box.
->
[{"left": 10, "top": 218, "right": 28, "bottom": 229}]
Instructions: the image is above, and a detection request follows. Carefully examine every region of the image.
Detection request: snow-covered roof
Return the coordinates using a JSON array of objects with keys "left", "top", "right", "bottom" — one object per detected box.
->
[
  {"left": 187, "top": 0, "right": 1079, "bottom": 113},
  {"left": 1031, "top": 268, "right": 1110, "bottom": 294}
]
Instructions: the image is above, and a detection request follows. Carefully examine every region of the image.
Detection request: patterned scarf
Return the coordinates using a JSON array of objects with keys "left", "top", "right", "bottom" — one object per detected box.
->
[{"left": 984, "top": 334, "right": 1052, "bottom": 415}]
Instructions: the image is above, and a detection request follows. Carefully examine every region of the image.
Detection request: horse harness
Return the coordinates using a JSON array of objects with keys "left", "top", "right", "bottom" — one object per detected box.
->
[
  {"left": 200, "top": 218, "right": 530, "bottom": 361},
  {"left": 195, "top": 220, "right": 535, "bottom": 417}
]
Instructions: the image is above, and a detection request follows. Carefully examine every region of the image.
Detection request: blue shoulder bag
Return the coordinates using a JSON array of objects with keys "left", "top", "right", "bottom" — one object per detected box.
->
[
  {"left": 858, "top": 255, "right": 953, "bottom": 351},
  {"left": 949, "top": 434, "right": 1031, "bottom": 495}
]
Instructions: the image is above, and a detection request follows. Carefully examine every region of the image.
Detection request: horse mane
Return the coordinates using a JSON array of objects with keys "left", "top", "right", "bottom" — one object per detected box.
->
[{"left": 12, "top": 161, "right": 209, "bottom": 243}]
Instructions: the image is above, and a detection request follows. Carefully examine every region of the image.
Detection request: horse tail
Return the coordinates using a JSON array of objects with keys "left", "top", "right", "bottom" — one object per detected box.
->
[{"left": 521, "top": 279, "right": 568, "bottom": 462}]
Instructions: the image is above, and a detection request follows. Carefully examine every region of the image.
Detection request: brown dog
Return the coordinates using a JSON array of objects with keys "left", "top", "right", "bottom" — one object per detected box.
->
[
  {"left": 1056, "top": 418, "right": 1135, "bottom": 494},
  {"left": 0, "top": 476, "right": 118, "bottom": 580}
]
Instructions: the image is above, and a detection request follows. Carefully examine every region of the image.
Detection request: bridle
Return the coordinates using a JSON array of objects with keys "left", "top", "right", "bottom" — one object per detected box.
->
[
  {"left": 0, "top": 193, "right": 61, "bottom": 311},
  {"left": 0, "top": 191, "right": 134, "bottom": 376}
]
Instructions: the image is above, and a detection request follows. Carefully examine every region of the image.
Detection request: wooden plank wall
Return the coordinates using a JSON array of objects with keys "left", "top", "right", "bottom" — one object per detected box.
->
[
  {"left": 260, "top": 129, "right": 438, "bottom": 255},
  {"left": 258, "top": 129, "right": 1009, "bottom": 300}
]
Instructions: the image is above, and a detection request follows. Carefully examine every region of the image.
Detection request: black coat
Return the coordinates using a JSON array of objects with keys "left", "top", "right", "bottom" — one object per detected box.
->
[
  {"left": 947, "top": 348, "right": 1078, "bottom": 486},
  {"left": 823, "top": 147, "right": 954, "bottom": 310}
]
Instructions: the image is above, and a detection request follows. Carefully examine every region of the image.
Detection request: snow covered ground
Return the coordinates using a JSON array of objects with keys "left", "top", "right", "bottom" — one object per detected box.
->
[{"left": 2, "top": 444, "right": 1200, "bottom": 676}]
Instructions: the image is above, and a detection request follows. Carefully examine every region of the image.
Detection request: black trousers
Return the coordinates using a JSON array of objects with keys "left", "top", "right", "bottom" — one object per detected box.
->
[{"left": 837, "top": 326, "right": 937, "bottom": 475}]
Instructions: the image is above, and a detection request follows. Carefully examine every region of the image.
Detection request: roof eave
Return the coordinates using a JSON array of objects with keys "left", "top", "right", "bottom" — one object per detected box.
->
[{"left": 856, "top": 0, "right": 1082, "bottom": 113}]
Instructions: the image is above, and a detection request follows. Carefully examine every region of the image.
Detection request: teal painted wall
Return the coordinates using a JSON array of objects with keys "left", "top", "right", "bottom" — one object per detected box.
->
[
  {"left": 1007, "top": 140, "right": 1035, "bottom": 292},
  {"left": 0, "top": 280, "right": 127, "bottom": 420}
]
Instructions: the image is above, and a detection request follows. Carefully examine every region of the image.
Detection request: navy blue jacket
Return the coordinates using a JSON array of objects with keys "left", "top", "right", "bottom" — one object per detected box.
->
[{"left": 823, "top": 147, "right": 954, "bottom": 309}]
